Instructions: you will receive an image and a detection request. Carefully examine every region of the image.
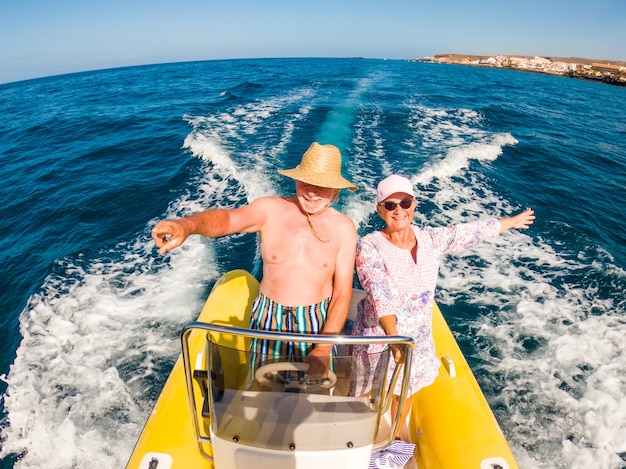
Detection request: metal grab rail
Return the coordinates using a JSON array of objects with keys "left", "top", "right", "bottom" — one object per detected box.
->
[{"left": 181, "top": 321, "right": 415, "bottom": 462}]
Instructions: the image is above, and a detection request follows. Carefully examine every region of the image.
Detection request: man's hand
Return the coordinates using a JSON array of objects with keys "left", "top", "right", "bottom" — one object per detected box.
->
[
  {"left": 304, "top": 344, "right": 332, "bottom": 378},
  {"left": 151, "top": 220, "right": 189, "bottom": 254}
]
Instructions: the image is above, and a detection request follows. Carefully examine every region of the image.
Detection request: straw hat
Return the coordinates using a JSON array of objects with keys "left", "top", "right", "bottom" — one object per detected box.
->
[{"left": 278, "top": 142, "right": 358, "bottom": 191}]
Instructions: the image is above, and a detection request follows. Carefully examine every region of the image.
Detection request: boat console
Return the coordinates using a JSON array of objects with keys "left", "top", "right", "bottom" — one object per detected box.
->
[{"left": 181, "top": 322, "right": 414, "bottom": 469}]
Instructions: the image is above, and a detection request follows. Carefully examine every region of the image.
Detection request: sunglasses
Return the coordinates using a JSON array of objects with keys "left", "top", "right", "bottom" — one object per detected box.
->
[{"left": 380, "top": 198, "right": 414, "bottom": 211}]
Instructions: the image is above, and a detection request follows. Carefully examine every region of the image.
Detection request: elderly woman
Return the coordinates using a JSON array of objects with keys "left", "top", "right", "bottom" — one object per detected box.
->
[{"left": 351, "top": 174, "right": 535, "bottom": 439}]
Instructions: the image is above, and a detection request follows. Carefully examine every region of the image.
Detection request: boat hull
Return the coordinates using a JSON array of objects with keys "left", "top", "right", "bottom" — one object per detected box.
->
[
  {"left": 412, "top": 302, "right": 518, "bottom": 468},
  {"left": 126, "top": 270, "right": 258, "bottom": 469},
  {"left": 126, "top": 270, "right": 518, "bottom": 468}
]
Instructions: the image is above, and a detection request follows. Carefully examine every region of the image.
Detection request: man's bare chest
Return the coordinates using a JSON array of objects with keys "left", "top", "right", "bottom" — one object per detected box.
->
[{"left": 262, "top": 221, "right": 337, "bottom": 267}]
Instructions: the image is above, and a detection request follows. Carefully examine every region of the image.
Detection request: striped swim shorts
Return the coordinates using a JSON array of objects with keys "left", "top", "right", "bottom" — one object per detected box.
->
[{"left": 249, "top": 291, "right": 331, "bottom": 367}]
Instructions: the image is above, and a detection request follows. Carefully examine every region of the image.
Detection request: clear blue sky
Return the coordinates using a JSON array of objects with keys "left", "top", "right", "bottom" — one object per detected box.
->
[{"left": 1, "top": 0, "right": 624, "bottom": 85}]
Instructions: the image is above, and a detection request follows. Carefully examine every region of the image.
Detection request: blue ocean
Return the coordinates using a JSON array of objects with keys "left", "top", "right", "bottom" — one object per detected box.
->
[{"left": 0, "top": 58, "right": 625, "bottom": 468}]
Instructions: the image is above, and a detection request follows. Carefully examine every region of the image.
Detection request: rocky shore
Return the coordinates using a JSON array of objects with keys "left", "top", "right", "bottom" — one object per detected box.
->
[{"left": 412, "top": 54, "right": 626, "bottom": 87}]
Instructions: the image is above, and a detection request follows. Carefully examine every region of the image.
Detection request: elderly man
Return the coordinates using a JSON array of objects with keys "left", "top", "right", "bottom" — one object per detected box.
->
[{"left": 152, "top": 142, "right": 358, "bottom": 373}]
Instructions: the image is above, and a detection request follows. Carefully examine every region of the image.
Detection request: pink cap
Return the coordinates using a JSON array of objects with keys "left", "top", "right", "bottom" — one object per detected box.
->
[{"left": 376, "top": 175, "right": 415, "bottom": 202}]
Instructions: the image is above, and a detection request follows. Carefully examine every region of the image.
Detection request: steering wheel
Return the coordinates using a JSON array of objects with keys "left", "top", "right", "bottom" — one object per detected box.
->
[{"left": 254, "top": 361, "right": 337, "bottom": 392}]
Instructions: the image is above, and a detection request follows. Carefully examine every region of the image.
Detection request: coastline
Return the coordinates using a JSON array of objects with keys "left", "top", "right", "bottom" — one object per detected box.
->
[{"left": 411, "top": 54, "right": 626, "bottom": 88}]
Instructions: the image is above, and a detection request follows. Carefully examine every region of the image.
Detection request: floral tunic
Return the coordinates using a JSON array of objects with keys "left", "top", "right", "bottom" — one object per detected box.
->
[{"left": 351, "top": 219, "right": 500, "bottom": 396}]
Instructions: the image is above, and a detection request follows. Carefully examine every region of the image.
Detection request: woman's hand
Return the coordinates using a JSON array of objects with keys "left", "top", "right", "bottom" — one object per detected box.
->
[{"left": 499, "top": 208, "right": 535, "bottom": 232}]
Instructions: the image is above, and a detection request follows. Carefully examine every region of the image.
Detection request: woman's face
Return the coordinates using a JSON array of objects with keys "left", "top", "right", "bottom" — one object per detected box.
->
[
  {"left": 295, "top": 181, "right": 338, "bottom": 214},
  {"left": 377, "top": 192, "right": 416, "bottom": 231}
]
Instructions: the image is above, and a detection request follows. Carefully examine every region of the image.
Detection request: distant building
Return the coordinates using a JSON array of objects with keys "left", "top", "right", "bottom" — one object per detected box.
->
[
  {"left": 592, "top": 63, "right": 622, "bottom": 73},
  {"left": 412, "top": 54, "right": 626, "bottom": 86}
]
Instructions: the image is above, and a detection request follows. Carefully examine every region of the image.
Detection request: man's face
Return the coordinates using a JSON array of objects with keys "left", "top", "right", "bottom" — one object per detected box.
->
[{"left": 295, "top": 181, "right": 338, "bottom": 214}]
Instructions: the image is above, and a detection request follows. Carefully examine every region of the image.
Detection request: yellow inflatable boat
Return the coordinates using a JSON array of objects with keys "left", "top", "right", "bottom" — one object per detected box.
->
[{"left": 125, "top": 270, "right": 518, "bottom": 468}]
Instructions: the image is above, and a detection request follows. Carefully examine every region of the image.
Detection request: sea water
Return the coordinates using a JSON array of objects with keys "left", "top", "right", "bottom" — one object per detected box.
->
[{"left": 0, "top": 58, "right": 625, "bottom": 468}]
